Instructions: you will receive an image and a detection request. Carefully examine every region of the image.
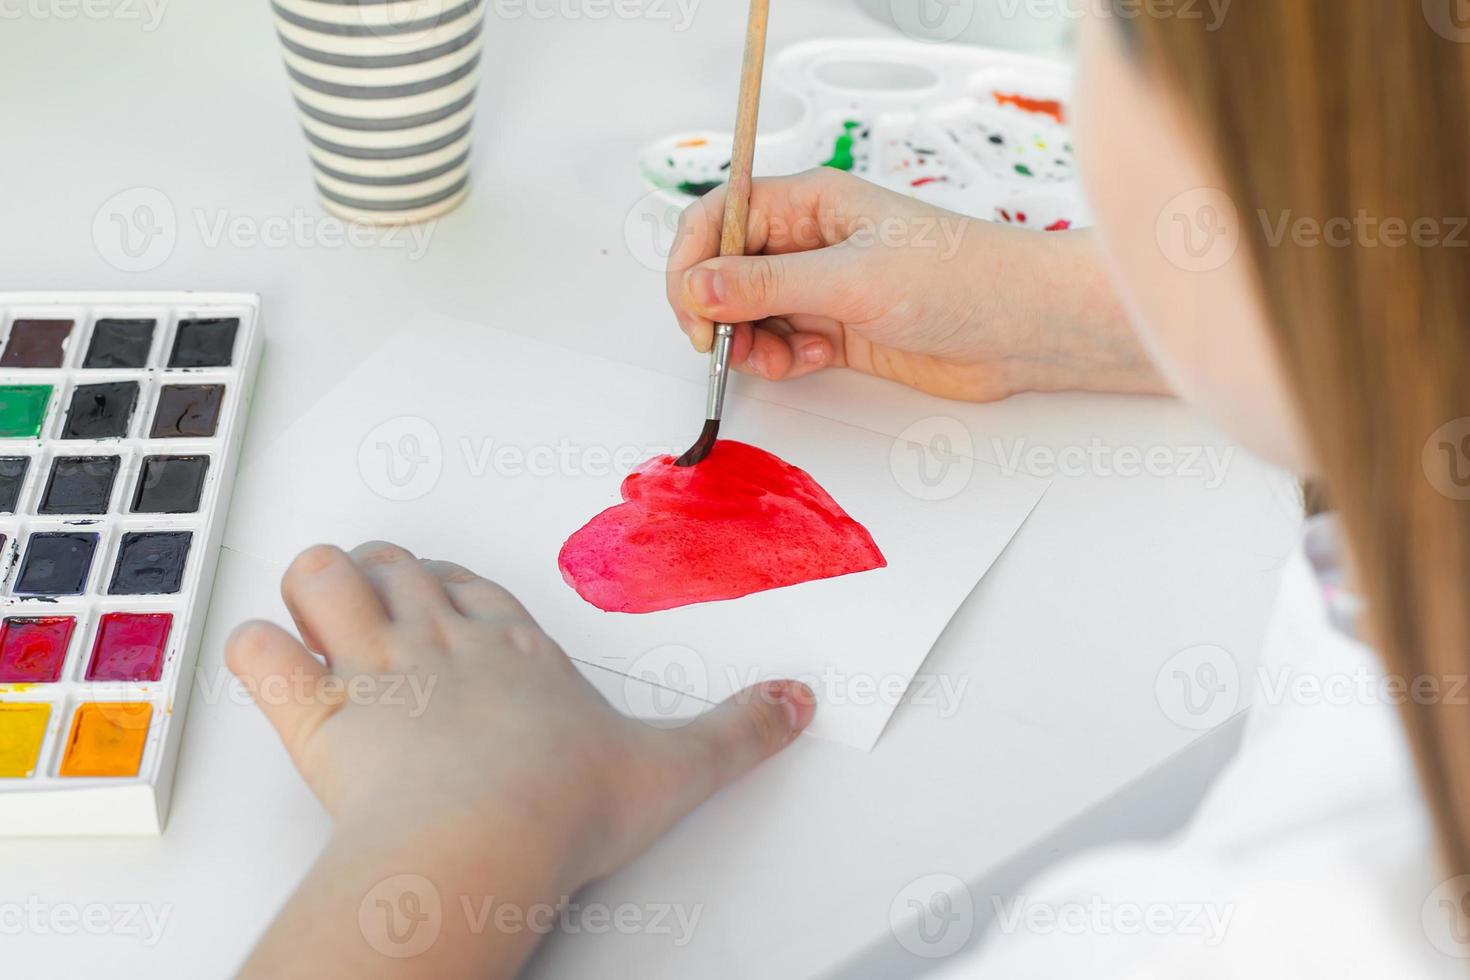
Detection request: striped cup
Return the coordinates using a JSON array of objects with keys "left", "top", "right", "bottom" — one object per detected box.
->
[{"left": 271, "top": 0, "right": 485, "bottom": 225}]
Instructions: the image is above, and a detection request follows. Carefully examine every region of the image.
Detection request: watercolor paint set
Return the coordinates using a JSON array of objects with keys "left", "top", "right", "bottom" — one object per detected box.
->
[
  {"left": 640, "top": 38, "right": 1091, "bottom": 231},
  {"left": 0, "top": 293, "right": 261, "bottom": 834}
]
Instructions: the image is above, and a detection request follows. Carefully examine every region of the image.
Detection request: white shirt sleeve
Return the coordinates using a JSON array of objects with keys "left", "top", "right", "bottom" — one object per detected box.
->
[{"left": 926, "top": 533, "right": 1459, "bottom": 979}]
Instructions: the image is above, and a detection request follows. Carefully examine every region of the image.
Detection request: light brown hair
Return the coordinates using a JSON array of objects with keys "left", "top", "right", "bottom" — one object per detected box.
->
[{"left": 1125, "top": 2, "right": 1470, "bottom": 877}]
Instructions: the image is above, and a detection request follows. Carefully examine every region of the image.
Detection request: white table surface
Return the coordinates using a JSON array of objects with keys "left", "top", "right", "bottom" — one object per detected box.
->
[{"left": 0, "top": 3, "right": 1304, "bottom": 977}]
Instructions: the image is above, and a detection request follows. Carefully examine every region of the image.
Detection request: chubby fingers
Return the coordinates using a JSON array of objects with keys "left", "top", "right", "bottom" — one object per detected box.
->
[
  {"left": 281, "top": 541, "right": 456, "bottom": 673},
  {"left": 667, "top": 170, "right": 857, "bottom": 354},
  {"left": 225, "top": 619, "right": 339, "bottom": 765},
  {"left": 650, "top": 681, "right": 817, "bottom": 821},
  {"left": 737, "top": 320, "right": 834, "bottom": 381},
  {"left": 280, "top": 544, "right": 392, "bottom": 666},
  {"left": 419, "top": 559, "right": 535, "bottom": 624},
  {"left": 348, "top": 541, "right": 454, "bottom": 626}
]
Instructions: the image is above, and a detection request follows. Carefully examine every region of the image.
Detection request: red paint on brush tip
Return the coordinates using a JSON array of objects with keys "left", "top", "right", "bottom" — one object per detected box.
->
[{"left": 558, "top": 441, "right": 886, "bottom": 614}]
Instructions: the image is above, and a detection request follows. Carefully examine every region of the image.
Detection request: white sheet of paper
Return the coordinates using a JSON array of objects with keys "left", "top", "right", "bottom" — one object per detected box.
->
[{"left": 224, "top": 316, "right": 1048, "bottom": 748}]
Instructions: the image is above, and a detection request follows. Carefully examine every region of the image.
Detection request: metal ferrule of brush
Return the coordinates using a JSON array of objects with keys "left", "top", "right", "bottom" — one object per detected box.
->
[{"left": 705, "top": 322, "right": 735, "bottom": 421}]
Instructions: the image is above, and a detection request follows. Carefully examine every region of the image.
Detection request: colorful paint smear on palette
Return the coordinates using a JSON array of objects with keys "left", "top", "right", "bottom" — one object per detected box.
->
[
  {"left": 816, "top": 118, "right": 873, "bottom": 174},
  {"left": 637, "top": 133, "right": 734, "bottom": 198},
  {"left": 994, "top": 192, "right": 1075, "bottom": 232},
  {"left": 0, "top": 293, "right": 261, "bottom": 834},
  {"left": 559, "top": 441, "right": 885, "bottom": 614},
  {"left": 943, "top": 97, "right": 1075, "bottom": 184},
  {"left": 637, "top": 39, "right": 1089, "bottom": 232}
]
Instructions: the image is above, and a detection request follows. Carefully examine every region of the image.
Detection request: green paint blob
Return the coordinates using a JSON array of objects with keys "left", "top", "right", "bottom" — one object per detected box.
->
[
  {"left": 1014, "top": 164, "right": 1034, "bottom": 177},
  {"left": 0, "top": 385, "right": 50, "bottom": 438},
  {"left": 821, "top": 120, "right": 863, "bottom": 172},
  {"left": 678, "top": 180, "right": 724, "bottom": 197}
]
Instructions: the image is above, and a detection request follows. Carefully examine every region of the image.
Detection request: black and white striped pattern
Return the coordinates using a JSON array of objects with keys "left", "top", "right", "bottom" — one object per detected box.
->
[{"left": 273, "top": 0, "right": 484, "bottom": 224}]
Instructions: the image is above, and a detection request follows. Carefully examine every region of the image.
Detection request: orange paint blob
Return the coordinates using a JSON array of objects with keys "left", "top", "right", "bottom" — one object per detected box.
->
[
  {"left": 993, "top": 92, "right": 1065, "bottom": 124},
  {"left": 675, "top": 138, "right": 709, "bottom": 148},
  {"left": 59, "top": 702, "right": 151, "bottom": 777}
]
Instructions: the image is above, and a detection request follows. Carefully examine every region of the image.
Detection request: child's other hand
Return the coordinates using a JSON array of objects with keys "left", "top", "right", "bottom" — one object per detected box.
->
[
  {"left": 226, "top": 542, "right": 814, "bottom": 889},
  {"left": 668, "top": 168, "right": 1163, "bottom": 401}
]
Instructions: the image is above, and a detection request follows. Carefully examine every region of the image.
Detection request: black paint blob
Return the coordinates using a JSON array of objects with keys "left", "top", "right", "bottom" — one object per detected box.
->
[
  {"left": 84, "top": 319, "right": 156, "bottom": 369},
  {"left": 132, "top": 455, "right": 209, "bottom": 514},
  {"left": 110, "top": 531, "right": 192, "bottom": 595},
  {"left": 169, "top": 318, "right": 237, "bottom": 368},
  {"left": 39, "top": 456, "right": 120, "bottom": 515},
  {"left": 150, "top": 385, "right": 224, "bottom": 439},
  {"left": 0, "top": 457, "right": 29, "bottom": 513},
  {"left": 62, "top": 382, "right": 139, "bottom": 440},
  {"left": 16, "top": 532, "right": 99, "bottom": 596}
]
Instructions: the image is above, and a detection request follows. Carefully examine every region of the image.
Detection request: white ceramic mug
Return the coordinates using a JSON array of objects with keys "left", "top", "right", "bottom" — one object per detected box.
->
[{"left": 271, "top": 0, "right": 485, "bottom": 225}]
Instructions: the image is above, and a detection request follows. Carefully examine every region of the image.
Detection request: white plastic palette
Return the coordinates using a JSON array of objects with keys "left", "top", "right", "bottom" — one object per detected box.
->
[
  {"left": 639, "top": 38, "right": 1092, "bottom": 230},
  {"left": 0, "top": 292, "right": 261, "bottom": 834}
]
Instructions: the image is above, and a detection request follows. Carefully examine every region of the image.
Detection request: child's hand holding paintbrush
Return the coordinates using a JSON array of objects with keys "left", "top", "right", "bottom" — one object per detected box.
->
[{"left": 668, "top": 171, "right": 1167, "bottom": 401}]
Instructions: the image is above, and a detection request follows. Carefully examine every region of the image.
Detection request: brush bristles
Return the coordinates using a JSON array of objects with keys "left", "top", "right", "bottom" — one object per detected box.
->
[{"left": 675, "top": 419, "right": 721, "bottom": 467}]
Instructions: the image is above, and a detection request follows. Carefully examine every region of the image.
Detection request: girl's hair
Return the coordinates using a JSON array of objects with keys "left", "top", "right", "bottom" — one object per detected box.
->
[{"left": 1123, "top": 3, "right": 1470, "bottom": 878}]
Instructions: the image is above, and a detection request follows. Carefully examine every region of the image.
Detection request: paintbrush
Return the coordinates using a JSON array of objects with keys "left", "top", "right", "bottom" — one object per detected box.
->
[{"left": 675, "top": 0, "right": 771, "bottom": 468}]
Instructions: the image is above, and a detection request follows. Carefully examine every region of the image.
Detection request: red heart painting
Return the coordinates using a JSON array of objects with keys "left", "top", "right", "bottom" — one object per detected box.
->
[{"left": 559, "top": 440, "right": 886, "bottom": 614}]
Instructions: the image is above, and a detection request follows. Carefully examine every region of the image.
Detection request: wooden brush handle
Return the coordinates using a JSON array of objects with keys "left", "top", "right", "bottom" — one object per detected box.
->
[{"left": 719, "top": 0, "right": 770, "bottom": 261}]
